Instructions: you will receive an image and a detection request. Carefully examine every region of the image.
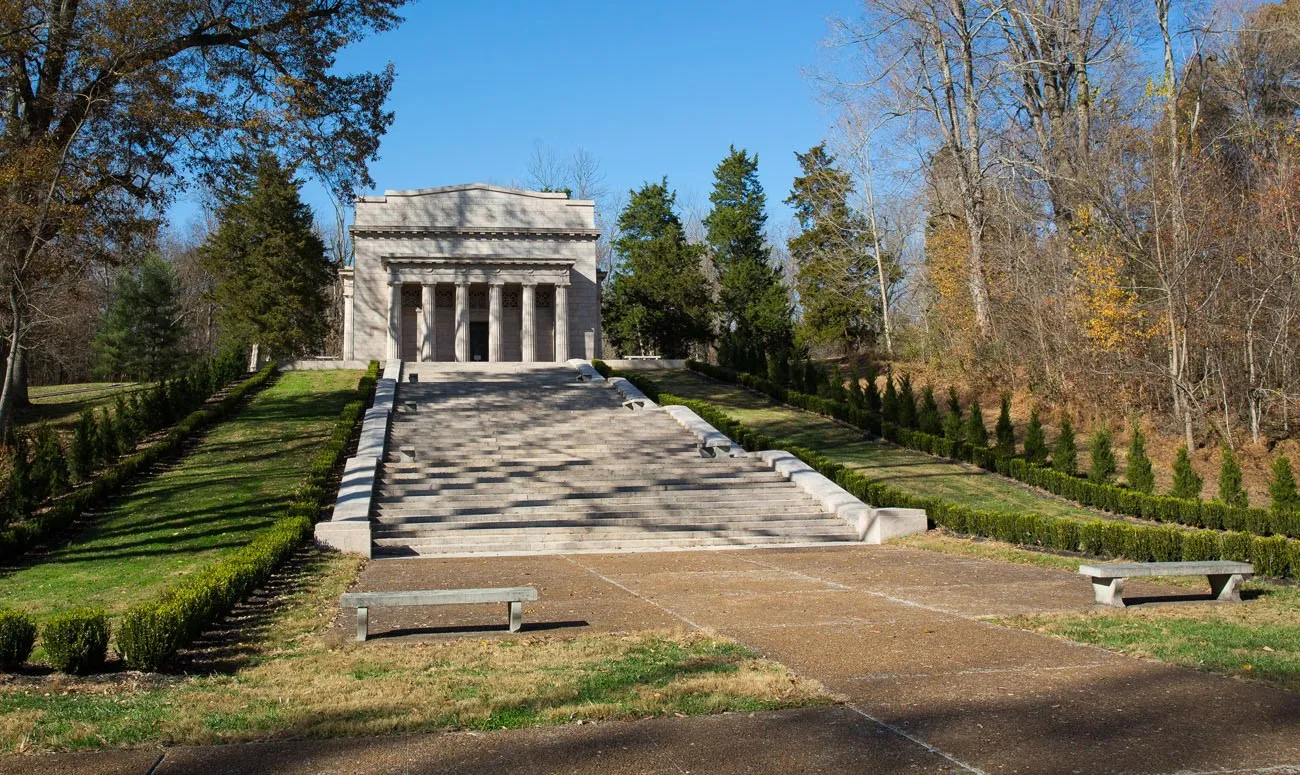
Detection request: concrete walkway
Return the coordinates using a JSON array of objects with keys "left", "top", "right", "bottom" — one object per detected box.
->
[{"left": 13, "top": 544, "right": 1300, "bottom": 773}]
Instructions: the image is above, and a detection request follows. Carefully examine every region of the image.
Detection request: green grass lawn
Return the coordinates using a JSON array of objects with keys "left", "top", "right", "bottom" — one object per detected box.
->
[
  {"left": 0, "top": 370, "right": 360, "bottom": 624},
  {"left": 18, "top": 383, "right": 144, "bottom": 433},
  {"left": 652, "top": 370, "right": 1101, "bottom": 518}
]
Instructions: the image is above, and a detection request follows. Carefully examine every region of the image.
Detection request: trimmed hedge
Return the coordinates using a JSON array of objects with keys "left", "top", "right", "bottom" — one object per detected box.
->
[
  {"left": 590, "top": 359, "right": 613, "bottom": 378},
  {"left": 0, "top": 362, "right": 279, "bottom": 561},
  {"left": 635, "top": 372, "right": 1300, "bottom": 579},
  {"left": 0, "top": 608, "right": 37, "bottom": 670},
  {"left": 685, "top": 360, "right": 1299, "bottom": 541},
  {"left": 116, "top": 363, "right": 376, "bottom": 671},
  {"left": 41, "top": 607, "right": 110, "bottom": 675}
]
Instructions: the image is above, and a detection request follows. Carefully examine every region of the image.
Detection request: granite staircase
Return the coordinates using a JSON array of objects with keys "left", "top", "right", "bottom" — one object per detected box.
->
[{"left": 371, "top": 365, "right": 859, "bottom": 557}]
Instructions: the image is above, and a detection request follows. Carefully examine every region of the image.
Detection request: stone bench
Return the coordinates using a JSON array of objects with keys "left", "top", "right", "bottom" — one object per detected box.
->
[
  {"left": 1078, "top": 561, "right": 1254, "bottom": 607},
  {"left": 339, "top": 587, "right": 540, "bottom": 641}
]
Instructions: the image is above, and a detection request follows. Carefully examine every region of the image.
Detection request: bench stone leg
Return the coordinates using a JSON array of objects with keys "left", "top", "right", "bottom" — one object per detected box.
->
[
  {"left": 1208, "top": 573, "right": 1245, "bottom": 603},
  {"left": 508, "top": 601, "right": 522, "bottom": 632},
  {"left": 356, "top": 607, "right": 369, "bottom": 642},
  {"left": 1090, "top": 577, "right": 1126, "bottom": 608}
]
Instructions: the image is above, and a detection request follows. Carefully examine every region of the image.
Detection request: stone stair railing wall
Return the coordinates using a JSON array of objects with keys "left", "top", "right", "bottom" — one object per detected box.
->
[{"left": 315, "top": 359, "right": 403, "bottom": 557}]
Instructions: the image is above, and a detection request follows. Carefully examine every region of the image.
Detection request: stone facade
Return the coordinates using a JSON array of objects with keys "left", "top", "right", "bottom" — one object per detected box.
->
[{"left": 342, "top": 184, "right": 601, "bottom": 363}]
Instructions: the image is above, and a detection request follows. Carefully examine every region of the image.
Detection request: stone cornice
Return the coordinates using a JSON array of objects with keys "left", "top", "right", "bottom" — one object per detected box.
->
[{"left": 351, "top": 225, "right": 599, "bottom": 240}]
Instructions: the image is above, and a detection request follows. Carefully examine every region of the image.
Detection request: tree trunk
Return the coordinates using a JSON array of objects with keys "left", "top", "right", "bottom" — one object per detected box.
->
[{"left": 0, "top": 288, "right": 25, "bottom": 441}]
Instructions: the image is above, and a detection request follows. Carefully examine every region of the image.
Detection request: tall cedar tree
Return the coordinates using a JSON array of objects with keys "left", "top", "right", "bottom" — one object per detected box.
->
[
  {"left": 965, "top": 401, "right": 988, "bottom": 446},
  {"left": 1125, "top": 427, "right": 1156, "bottom": 493},
  {"left": 201, "top": 156, "right": 333, "bottom": 359},
  {"left": 704, "top": 147, "right": 793, "bottom": 362},
  {"left": 0, "top": 0, "right": 407, "bottom": 440},
  {"left": 864, "top": 367, "right": 882, "bottom": 414},
  {"left": 848, "top": 366, "right": 865, "bottom": 409},
  {"left": 603, "top": 180, "right": 713, "bottom": 357},
  {"left": 1053, "top": 417, "right": 1078, "bottom": 475},
  {"left": 94, "top": 256, "right": 187, "bottom": 380},
  {"left": 995, "top": 394, "right": 1015, "bottom": 456},
  {"left": 1218, "top": 448, "right": 1249, "bottom": 507},
  {"left": 1170, "top": 446, "right": 1204, "bottom": 500},
  {"left": 1023, "top": 409, "right": 1048, "bottom": 465},
  {"left": 1270, "top": 456, "right": 1298, "bottom": 516},
  {"left": 918, "top": 386, "right": 942, "bottom": 435},
  {"left": 881, "top": 378, "right": 900, "bottom": 424},
  {"left": 897, "top": 374, "right": 918, "bottom": 428},
  {"left": 943, "top": 387, "right": 964, "bottom": 442},
  {"left": 785, "top": 145, "right": 878, "bottom": 351},
  {"left": 1087, "top": 427, "right": 1117, "bottom": 484}
]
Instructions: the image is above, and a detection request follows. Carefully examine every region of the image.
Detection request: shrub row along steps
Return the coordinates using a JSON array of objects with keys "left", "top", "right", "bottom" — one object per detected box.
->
[{"left": 372, "top": 366, "right": 858, "bottom": 557}]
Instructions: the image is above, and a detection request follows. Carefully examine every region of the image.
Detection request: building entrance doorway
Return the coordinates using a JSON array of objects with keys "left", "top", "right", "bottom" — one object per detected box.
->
[{"left": 469, "top": 322, "right": 489, "bottom": 361}]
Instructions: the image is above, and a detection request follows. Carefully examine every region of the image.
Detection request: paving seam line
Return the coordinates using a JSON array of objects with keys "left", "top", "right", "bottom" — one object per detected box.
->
[
  {"left": 845, "top": 704, "right": 988, "bottom": 775},
  {"left": 563, "top": 556, "right": 706, "bottom": 630},
  {"left": 145, "top": 750, "right": 165, "bottom": 775},
  {"left": 565, "top": 555, "right": 987, "bottom": 775}
]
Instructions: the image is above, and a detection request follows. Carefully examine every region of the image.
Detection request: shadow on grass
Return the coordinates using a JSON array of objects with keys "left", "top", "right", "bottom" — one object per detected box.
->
[{"left": 367, "top": 620, "right": 591, "bottom": 639}]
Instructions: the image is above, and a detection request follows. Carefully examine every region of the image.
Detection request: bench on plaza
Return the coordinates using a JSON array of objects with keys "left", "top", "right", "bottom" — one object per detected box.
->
[
  {"left": 1078, "top": 561, "right": 1254, "bottom": 608},
  {"left": 339, "top": 587, "right": 540, "bottom": 641}
]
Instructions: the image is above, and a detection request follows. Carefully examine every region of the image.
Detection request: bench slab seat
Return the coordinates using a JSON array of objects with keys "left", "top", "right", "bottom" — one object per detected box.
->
[
  {"left": 1078, "top": 561, "right": 1254, "bottom": 608},
  {"left": 340, "top": 586, "right": 539, "bottom": 641}
]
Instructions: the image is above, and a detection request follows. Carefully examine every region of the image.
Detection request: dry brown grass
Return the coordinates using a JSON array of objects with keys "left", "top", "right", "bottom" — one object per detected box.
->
[{"left": 0, "top": 551, "right": 830, "bottom": 753}]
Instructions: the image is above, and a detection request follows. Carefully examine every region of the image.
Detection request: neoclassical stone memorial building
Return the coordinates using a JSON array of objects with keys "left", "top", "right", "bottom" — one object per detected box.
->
[{"left": 340, "top": 184, "right": 601, "bottom": 363}]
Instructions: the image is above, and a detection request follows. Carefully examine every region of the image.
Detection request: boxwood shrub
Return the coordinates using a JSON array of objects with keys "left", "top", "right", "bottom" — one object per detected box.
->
[
  {"left": 0, "top": 609, "right": 37, "bottom": 670},
  {"left": 41, "top": 607, "right": 110, "bottom": 674}
]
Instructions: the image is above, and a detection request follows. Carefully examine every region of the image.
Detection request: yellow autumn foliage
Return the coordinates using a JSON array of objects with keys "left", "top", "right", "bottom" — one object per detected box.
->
[{"left": 1069, "top": 208, "right": 1152, "bottom": 353}]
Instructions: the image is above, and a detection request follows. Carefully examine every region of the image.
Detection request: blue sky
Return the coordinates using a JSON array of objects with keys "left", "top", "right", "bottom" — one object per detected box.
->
[{"left": 170, "top": 0, "right": 859, "bottom": 234}]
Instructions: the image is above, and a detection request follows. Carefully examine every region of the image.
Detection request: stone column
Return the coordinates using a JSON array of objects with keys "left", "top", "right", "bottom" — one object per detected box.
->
[
  {"left": 418, "top": 284, "right": 435, "bottom": 362},
  {"left": 341, "top": 275, "right": 355, "bottom": 361},
  {"left": 488, "top": 282, "right": 503, "bottom": 362},
  {"left": 454, "top": 282, "right": 469, "bottom": 362},
  {"left": 521, "top": 283, "right": 536, "bottom": 363},
  {"left": 554, "top": 284, "right": 569, "bottom": 362},
  {"left": 386, "top": 282, "right": 402, "bottom": 361}
]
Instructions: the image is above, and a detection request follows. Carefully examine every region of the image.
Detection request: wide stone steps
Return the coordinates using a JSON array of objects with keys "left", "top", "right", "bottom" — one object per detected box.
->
[
  {"left": 368, "top": 365, "right": 860, "bottom": 557},
  {"left": 373, "top": 501, "right": 822, "bottom": 523},
  {"left": 372, "top": 531, "right": 856, "bottom": 558}
]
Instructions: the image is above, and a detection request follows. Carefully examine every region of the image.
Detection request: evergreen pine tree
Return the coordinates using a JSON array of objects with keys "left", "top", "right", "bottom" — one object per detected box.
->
[
  {"left": 918, "top": 386, "right": 942, "bottom": 435},
  {"left": 965, "top": 401, "right": 988, "bottom": 447},
  {"left": 864, "top": 367, "right": 882, "bottom": 414},
  {"left": 1125, "top": 426, "right": 1155, "bottom": 494},
  {"left": 70, "top": 409, "right": 96, "bottom": 482},
  {"left": 1087, "top": 426, "right": 1117, "bottom": 484},
  {"left": 704, "top": 146, "right": 793, "bottom": 359},
  {"left": 30, "top": 425, "right": 69, "bottom": 501},
  {"left": 848, "top": 365, "right": 865, "bottom": 409},
  {"left": 881, "top": 378, "right": 900, "bottom": 424},
  {"left": 1218, "top": 448, "right": 1249, "bottom": 507},
  {"left": 1023, "top": 409, "right": 1048, "bottom": 465},
  {"left": 4, "top": 432, "right": 34, "bottom": 522},
  {"left": 1269, "top": 456, "right": 1298, "bottom": 516},
  {"left": 943, "top": 387, "right": 964, "bottom": 442},
  {"left": 995, "top": 394, "right": 1015, "bottom": 457},
  {"left": 200, "top": 154, "right": 333, "bottom": 358},
  {"left": 785, "top": 145, "right": 885, "bottom": 351},
  {"left": 1053, "top": 416, "right": 1078, "bottom": 475},
  {"left": 1170, "top": 446, "right": 1204, "bottom": 500},
  {"left": 898, "top": 374, "right": 918, "bottom": 428},
  {"left": 93, "top": 255, "right": 187, "bottom": 380},
  {"left": 94, "top": 407, "right": 118, "bottom": 464}
]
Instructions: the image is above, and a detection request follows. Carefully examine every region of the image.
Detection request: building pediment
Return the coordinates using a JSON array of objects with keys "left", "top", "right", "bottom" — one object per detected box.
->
[{"left": 353, "top": 183, "right": 598, "bottom": 239}]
